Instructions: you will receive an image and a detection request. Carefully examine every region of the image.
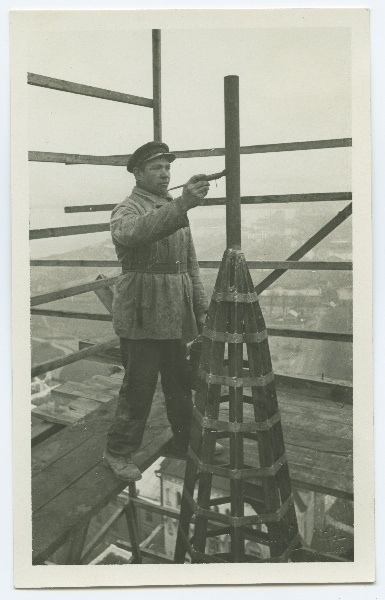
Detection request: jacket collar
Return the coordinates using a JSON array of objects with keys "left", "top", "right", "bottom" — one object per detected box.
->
[{"left": 132, "top": 185, "right": 173, "bottom": 206}]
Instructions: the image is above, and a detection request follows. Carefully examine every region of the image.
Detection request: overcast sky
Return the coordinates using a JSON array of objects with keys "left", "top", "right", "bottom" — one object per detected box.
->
[{"left": 27, "top": 26, "right": 352, "bottom": 257}]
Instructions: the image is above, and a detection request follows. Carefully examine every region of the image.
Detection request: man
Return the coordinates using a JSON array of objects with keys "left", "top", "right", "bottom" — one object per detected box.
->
[{"left": 103, "top": 141, "right": 221, "bottom": 482}]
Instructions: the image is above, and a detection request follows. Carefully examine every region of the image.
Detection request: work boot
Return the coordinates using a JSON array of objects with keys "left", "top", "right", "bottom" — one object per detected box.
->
[{"left": 103, "top": 450, "right": 142, "bottom": 482}]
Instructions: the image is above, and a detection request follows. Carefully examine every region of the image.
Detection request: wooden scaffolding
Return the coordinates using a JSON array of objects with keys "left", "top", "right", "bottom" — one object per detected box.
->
[{"left": 29, "top": 29, "right": 353, "bottom": 564}]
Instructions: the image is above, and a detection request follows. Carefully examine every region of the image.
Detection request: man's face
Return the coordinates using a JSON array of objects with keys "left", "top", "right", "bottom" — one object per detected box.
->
[{"left": 134, "top": 156, "right": 171, "bottom": 196}]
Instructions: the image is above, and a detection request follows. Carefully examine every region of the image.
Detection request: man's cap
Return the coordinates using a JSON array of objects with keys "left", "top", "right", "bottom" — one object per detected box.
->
[{"left": 127, "top": 142, "right": 176, "bottom": 173}]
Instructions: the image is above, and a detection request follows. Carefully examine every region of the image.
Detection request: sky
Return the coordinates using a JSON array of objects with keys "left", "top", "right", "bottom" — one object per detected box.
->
[{"left": 27, "top": 26, "right": 352, "bottom": 257}]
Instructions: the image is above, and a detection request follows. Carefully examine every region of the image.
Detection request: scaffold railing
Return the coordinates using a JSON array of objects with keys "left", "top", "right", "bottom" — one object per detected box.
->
[{"left": 29, "top": 28, "right": 353, "bottom": 395}]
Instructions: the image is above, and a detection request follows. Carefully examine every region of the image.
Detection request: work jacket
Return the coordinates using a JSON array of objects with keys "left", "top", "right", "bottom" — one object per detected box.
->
[{"left": 110, "top": 186, "right": 208, "bottom": 341}]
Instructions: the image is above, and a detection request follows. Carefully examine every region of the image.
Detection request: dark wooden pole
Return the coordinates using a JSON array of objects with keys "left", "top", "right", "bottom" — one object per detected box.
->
[
  {"left": 224, "top": 76, "right": 241, "bottom": 250},
  {"left": 152, "top": 29, "right": 162, "bottom": 141},
  {"left": 255, "top": 203, "right": 352, "bottom": 294}
]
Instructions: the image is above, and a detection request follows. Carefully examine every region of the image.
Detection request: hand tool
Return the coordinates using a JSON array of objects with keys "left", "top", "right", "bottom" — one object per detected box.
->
[{"left": 168, "top": 169, "right": 226, "bottom": 192}]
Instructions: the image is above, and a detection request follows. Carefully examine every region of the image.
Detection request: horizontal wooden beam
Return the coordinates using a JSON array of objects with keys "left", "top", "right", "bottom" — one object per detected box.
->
[
  {"left": 129, "top": 496, "right": 245, "bottom": 528},
  {"left": 30, "top": 223, "right": 110, "bottom": 240},
  {"left": 130, "top": 497, "right": 181, "bottom": 520},
  {"left": 28, "top": 72, "right": 153, "bottom": 108},
  {"left": 31, "top": 276, "right": 117, "bottom": 307},
  {"left": 30, "top": 259, "right": 352, "bottom": 271},
  {"left": 267, "top": 328, "right": 352, "bottom": 343},
  {"left": 255, "top": 203, "right": 353, "bottom": 294},
  {"left": 205, "top": 192, "right": 352, "bottom": 206},
  {"left": 29, "top": 151, "right": 128, "bottom": 166},
  {"left": 275, "top": 372, "right": 352, "bottom": 393},
  {"left": 175, "top": 138, "right": 352, "bottom": 157},
  {"left": 201, "top": 261, "right": 352, "bottom": 271},
  {"left": 78, "top": 344, "right": 122, "bottom": 366},
  {"left": 31, "top": 420, "right": 65, "bottom": 448},
  {"left": 30, "top": 259, "right": 120, "bottom": 267},
  {"left": 64, "top": 192, "right": 352, "bottom": 213},
  {"left": 31, "top": 308, "right": 112, "bottom": 321},
  {"left": 79, "top": 340, "right": 352, "bottom": 394},
  {"left": 65, "top": 204, "right": 118, "bottom": 213},
  {"left": 31, "top": 337, "right": 119, "bottom": 378},
  {"left": 30, "top": 309, "right": 352, "bottom": 342},
  {"left": 28, "top": 138, "right": 352, "bottom": 166}
]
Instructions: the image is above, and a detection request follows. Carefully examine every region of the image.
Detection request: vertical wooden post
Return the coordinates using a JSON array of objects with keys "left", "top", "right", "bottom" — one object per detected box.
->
[
  {"left": 124, "top": 482, "right": 142, "bottom": 563},
  {"left": 152, "top": 29, "right": 162, "bottom": 142},
  {"left": 176, "top": 74, "right": 300, "bottom": 565},
  {"left": 224, "top": 75, "right": 241, "bottom": 250}
]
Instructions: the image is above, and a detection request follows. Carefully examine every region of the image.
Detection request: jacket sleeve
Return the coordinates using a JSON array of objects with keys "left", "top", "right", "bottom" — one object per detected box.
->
[
  {"left": 110, "top": 196, "right": 190, "bottom": 247},
  {"left": 187, "top": 229, "right": 209, "bottom": 317}
]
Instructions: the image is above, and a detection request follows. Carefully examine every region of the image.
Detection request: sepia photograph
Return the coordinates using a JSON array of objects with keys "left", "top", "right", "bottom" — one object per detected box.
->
[{"left": 10, "top": 8, "right": 373, "bottom": 588}]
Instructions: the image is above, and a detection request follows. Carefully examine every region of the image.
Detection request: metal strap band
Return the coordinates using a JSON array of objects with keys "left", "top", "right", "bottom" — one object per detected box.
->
[
  {"left": 177, "top": 525, "right": 228, "bottom": 564},
  {"left": 202, "top": 327, "right": 268, "bottom": 344},
  {"left": 212, "top": 290, "right": 260, "bottom": 303},
  {"left": 193, "top": 406, "right": 281, "bottom": 433},
  {"left": 175, "top": 523, "right": 226, "bottom": 564},
  {"left": 182, "top": 487, "right": 235, "bottom": 525},
  {"left": 188, "top": 446, "right": 287, "bottom": 480},
  {"left": 177, "top": 496, "right": 299, "bottom": 563},
  {"left": 198, "top": 368, "right": 275, "bottom": 388},
  {"left": 182, "top": 483, "right": 295, "bottom": 527},
  {"left": 260, "top": 493, "right": 295, "bottom": 524}
]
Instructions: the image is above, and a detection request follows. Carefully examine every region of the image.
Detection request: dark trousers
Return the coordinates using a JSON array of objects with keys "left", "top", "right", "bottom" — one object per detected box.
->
[{"left": 107, "top": 338, "right": 193, "bottom": 456}]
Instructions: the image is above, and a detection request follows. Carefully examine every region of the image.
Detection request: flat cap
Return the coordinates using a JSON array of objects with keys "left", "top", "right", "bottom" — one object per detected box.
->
[{"left": 127, "top": 141, "right": 176, "bottom": 173}]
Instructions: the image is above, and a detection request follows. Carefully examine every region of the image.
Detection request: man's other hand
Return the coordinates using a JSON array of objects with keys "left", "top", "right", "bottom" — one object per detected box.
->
[{"left": 182, "top": 174, "right": 210, "bottom": 208}]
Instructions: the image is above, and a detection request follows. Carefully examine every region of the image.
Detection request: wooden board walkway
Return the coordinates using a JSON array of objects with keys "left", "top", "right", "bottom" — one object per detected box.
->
[
  {"left": 217, "top": 384, "right": 353, "bottom": 500},
  {"left": 31, "top": 373, "right": 352, "bottom": 563},
  {"left": 32, "top": 386, "right": 172, "bottom": 564},
  {"left": 31, "top": 372, "right": 125, "bottom": 425},
  {"left": 31, "top": 417, "right": 64, "bottom": 447}
]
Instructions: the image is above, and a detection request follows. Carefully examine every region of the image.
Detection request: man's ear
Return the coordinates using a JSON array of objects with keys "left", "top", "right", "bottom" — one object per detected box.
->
[{"left": 132, "top": 166, "right": 141, "bottom": 181}]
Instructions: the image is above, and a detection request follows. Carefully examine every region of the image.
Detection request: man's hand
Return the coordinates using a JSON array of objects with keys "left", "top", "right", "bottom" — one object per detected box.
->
[
  {"left": 182, "top": 174, "right": 210, "bottom": 209},
  {"left": 196, "top": 313, "right": 207, "bottom": 334}
]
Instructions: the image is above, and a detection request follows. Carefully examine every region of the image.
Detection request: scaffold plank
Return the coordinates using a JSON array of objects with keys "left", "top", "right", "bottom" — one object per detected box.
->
[
  {"left": 28, "top": 138, "right": 352, "bottom": 166},
  {"left": 31, "top": 337, "right": 119, "bottom": 378},
  {"left": 31, "top": 276, "right": 117, "bottom": 307},
  {"left": 255, "top": 203, "right": 352, "bottom": 294},
  {"left": 32, "top": 388, "right": 172, "bottom": 564},
  {"left": 30, "top": 258, "right": 352, "bottom": 270},
  {"left": 30, "top": 222, "right": 110, "bottom": 239},
  {"left": 63, "top": 192, "right": 352, "bottom": 212},
  {"left": 28, "top": 72, "right": 154, "bottom": 107}
]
